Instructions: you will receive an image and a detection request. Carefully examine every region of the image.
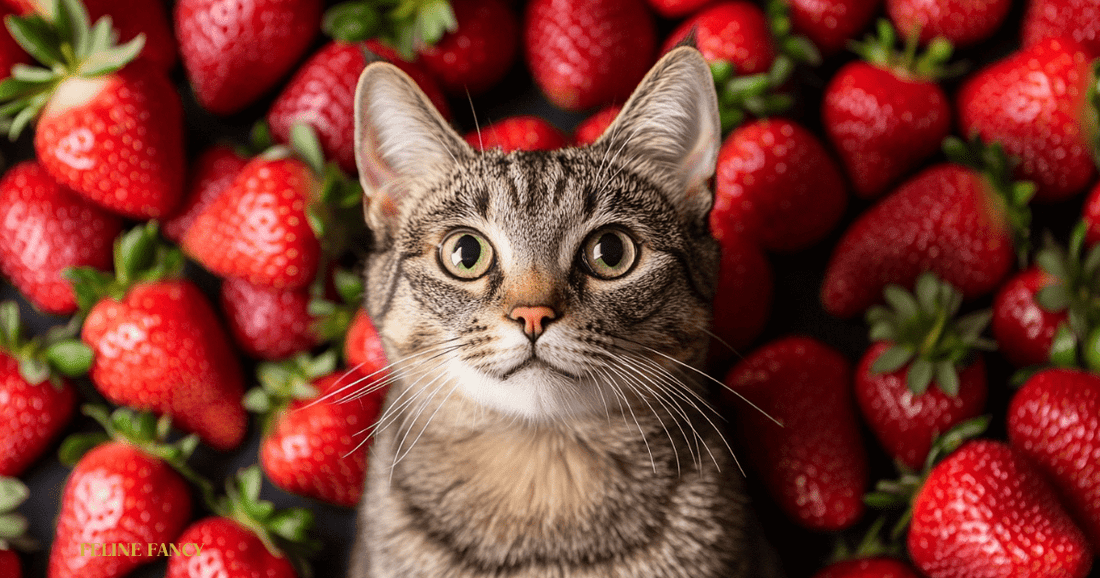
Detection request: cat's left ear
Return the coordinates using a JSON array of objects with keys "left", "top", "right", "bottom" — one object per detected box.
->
[{"left": 593, "top": 47, "right": 721, "bottom": 218}]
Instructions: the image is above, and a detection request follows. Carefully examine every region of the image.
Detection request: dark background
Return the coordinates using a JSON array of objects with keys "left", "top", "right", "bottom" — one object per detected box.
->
[{"left": 3, "top": 0, "right": 1096, "bottom": 576}]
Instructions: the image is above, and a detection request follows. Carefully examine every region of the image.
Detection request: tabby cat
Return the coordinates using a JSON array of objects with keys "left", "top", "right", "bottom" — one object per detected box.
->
[{"left": 347, "top": 46, "right": 770, "bottom": 578}]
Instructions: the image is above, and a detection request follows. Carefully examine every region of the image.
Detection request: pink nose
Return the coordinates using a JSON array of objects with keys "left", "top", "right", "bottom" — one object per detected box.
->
[{"left": 508, "top": 306, "right": 557, "bottom": 340}]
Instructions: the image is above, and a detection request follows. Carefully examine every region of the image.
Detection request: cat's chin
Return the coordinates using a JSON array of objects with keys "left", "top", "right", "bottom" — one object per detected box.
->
[{"left": 444, "top": 357, "right": 605, "bottom": 421}]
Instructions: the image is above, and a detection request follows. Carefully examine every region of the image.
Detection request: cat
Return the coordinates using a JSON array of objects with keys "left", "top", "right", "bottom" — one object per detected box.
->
[{"left": 346, "top": 46, "right": 772, "bottom": 578}]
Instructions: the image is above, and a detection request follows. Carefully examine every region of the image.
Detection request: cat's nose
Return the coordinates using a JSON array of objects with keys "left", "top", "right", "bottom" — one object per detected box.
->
[{"left": 508, "top": 306, "right": 557, "bottom": 341}]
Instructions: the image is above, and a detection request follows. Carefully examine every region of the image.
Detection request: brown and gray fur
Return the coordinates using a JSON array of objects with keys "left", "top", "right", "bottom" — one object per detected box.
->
[{"left": 346, "top": 47, "right": 768, "bottom": 578}]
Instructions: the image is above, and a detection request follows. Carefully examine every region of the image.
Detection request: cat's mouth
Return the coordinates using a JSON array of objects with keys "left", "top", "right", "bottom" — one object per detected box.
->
[{"left": 496, "top": 355, "right": 581, "bottom": 381}]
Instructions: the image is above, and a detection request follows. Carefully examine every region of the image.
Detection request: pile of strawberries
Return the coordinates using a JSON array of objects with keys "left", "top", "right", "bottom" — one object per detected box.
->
[{"left": 0, "top": 0, "right": 1097, "bottom": 576}]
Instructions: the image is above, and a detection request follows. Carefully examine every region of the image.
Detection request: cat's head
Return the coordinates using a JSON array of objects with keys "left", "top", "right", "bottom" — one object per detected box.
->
[{"left": 353, "top": 47, "right": 722, "bottom": 421}]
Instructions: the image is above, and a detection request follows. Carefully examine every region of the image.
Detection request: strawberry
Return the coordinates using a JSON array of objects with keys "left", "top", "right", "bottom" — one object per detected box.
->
[
  {"left": 49, "top": 407, "right": 195, "bottom": 578},
  {"left": 0, "top": 301, "right": 84, "bottom": 476},
  {"left": 710, "top": 117, "right": 847, "bottom": 253},
  {"left": 174, "top": 0, "right": 322, "bottom": 115},
  {"left": 0, "top": 4, "right": 185, "bottom": 219},
  {"left": 182, "top": 153, "right": 322, "bottom": 291},
  {"left": 812, "top": 558, "right": 922, "bottom": 578},
  {"left": 662, "top": 1, "right": 777, "bottom": 77},
  {"left": 163, "top": 145, "right": 249, "bottom": 244},
  {"left": 524, "top": 0, "right": 657, "bottom": 111},
  {"left": 886, "top": 0, "right": 1011, "bottom": 47},
  {"left": 991, "top": 267, "right": 1066, "bottom": 367},
  {"left": 820, "top": 137, "right": 1032, "bottom": 319},
  {"left": 788, "top": 0, "right": 882, "bottom": 55},
  {"left": 69, "top": 223, "right": 248, "bottom": 451},
  {"left": 166, "top": 467, "right": 320, "bottom": 578},
  {"left": 907, "top": 439, "right": 1092, "bottom": 578},
  {"left": 855, "top": 274, "right": 991, "bottom": 471},
  {"left": 343, "top": 308, "right": 389, "bottom": 374},
  {"left": 1022, "top": 0, "right": 1100, "bottom": 57},
  {"left": 0, "top": 161, "right": 122, "bottom": 315},
  {"left": 708, "top": 231, "right": 773, "bottom": 365},
  {"left": 723, "top": 336, "right": 868, "bottom": 531},
  {"left": 416, "top": 0, "right": 519, "bottom": 96},
  {"left": 464, "top": 115, "right": 568, "bottom": 151},
  {"left": 246, "top": 352, "right": 386, "bottom": 507},
  {"left": 573, "top": 104, "right": 621, "bottom": 146},
  {"left": 220, "top": 276, "right": 320, "bottom": 360},
  {"left": 821, "top": 22, "right": 953, "bottom": 199},
  {"left": 4, "top": 0, "right": 177, "bottom": 71},
  {"left": 267, "top": 40, "right": 450, "bottom": 175},
  {"left": 644, "top": 0, "right": 709, "bottom": 18},
  {"left": 1008, "top": 368, "right": 1100, "bottom": 550},
  {"left": 957, "top": 37, "right": 1098, "bottom": 202}
]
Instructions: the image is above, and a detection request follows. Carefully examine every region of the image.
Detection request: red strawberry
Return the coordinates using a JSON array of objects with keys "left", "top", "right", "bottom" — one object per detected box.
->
[
  {"left": 710, "top": 117, "right": 847, "bottom": 253},
  {"left": 661, "top": 1, "right": 776, "bottom": 76},
  {"left": 5, "top": 0, "right": 177, "bottom": 71},
  {"left": 1009, "top": 368, "right": 1100, "bottom": 550},
  {"left": 957, "top": 37, "right": 1097, "bottom": 202},
  {"left": 248, "top": 353, "right": 386, "bottom": 507},
  {"left": 887, "top": 0, "right": 1011, "bottom": 47},
  {"left": 991, "top": 267, "right": 1067, "bottom": 367},
  {"left": 166, "top": 467, "right": 318, "bottom": 578},
  {"left": 267, "top": 40, "right": 450, "bottom": 175},
  {"left": 464, "top": 116, "right": 568, "bottom": 151},
  {"left": 344, "top": 308, "right": 389, "bottom": 373},
  {"left": 163, "top": 145, "right": 249, "bottom": 244},
  {"left": 820, "top": 138, "right": 1030, "bottom": 319},
  {"left": 1022, "top": 0, "right": 1100, "bottom": 57},
  {"left": 0, "top": 161, "right": 122, "bottom": 315},
  {"left": 182, "top": 154, "right": 322, "bottom": 291},
  {"left": 0, "top": 5, "right": 185, "bottom": 219},
  {"left": 789, "top": 0, "right": 882, "bottom": 55},
  {"left": 524, "top": 0, "right": 657, "bottom": 111},
  {"left": 708, "top": 231, "right": 773, "bottom": 365},
  {"left": 812, "top": 558, "right": 922, "bottom": 578},
  {"left": 0, "top": 302, "right": 82, "bottom": 476},
  {"left": 821, "top": 23, "right": 953, "bottom": 199},
  {"left": 907, "top": 439, "right": 1092, "bottom": 578},
  {"left": 220, "top": 276, "right": 320, "bottom": 360},
  {"left": 723, "top": 336, "right": 867, "bottom": 531},
  {"left": 72, "top": 224, "right": 248, "bottom": 450},
  {"left": 417, "top": 0, "right": 519, "bottom": 96},
  {"left": 175, "top": 0, "right": 322, "bottom": 115},
  {"left": 644, "top": 0, "right": 709, "bottom": 18},
  {"left": 0, "top": 550, "right": 19, "bottom": 578},
  {"left": 855, "top": 274, "right": 990, "bottom": 471},
  {"left": 573, "top": 105, "right": 621, "bottom": 146},
  {"left": 49, "top": 408, "right": 194, "bottom": 578}
]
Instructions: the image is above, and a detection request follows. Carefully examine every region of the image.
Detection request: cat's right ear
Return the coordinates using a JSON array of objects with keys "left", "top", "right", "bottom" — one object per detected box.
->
[{"left": 354, "top": 63, "right": 472, "bottom": 235}]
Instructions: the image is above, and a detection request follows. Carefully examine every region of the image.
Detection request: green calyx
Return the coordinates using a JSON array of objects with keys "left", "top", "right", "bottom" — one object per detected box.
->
[
  {"left": 309, "top": 267, "right": 365, "bottom": 352},
  {"left": 59, "top": 405, "right": 217, "bottom": 506},
  {"left": 943, "top": 135, "right": 1035, "bottom": 263},
  {"left": 213, "top": 466, "right": 322, "bottom": 578},
  {"left": 863, "top": 415, "right": 990, "bottom": 539},
  {"left": 63, "top": 220, "right": 184, "bottom": 314},
  {"left": 865, "top": 272, "right": 995, "bottom": 396},
  {"left": 1034, "top": 222, "right": 1100, "bottom": 369},
  {"left": 849, "top": 19, "right": 961, "bottom": 81},
  {"left": 0, "top": 0, "right": 145, "bottom": 139},
  {"left": 0, "top": 476, "right": 36, "bottom": 551},
  {"left": 0, "top": 301, "right": 91, "bottom": 386},
  {"left": 323, "top": 0, "right": 456, "bottom": 60},
  {"left": 709, "top": 0, "right": 820, "bottom": 133},
  {"left": 244, "top": 350, "right": 337, "bottom": 433}
]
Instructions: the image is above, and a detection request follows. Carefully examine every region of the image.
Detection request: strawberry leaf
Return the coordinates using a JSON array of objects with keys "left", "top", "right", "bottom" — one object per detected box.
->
[
  {"left": 906, "top": 358, "right": 934, "bottom": 394},
  {"left": 290, "top": 122, "right": 326, "bottom": 176},
  {"left": 57, "top": 432, "right": 109, "bottom": 466},
  {"left": 18, "top": 358, "right": 49, "bottom": 385},
  {"left": 44, "top": 340, "right": 92, "bottom": 377},
  {"left": 79, "top": 33, "right": 145, "bottom": 77},
  {"left": 934, "top": 360, "right": 960, "bottom": 396},
  {"left": 1049, "top": 323, "right": 1078, "bottom": 366},
  {"left": 55, "top": 0, "right": 91, "bottom": 60},
  {"left": 322, "top": 2, "right": 382, "bottom": 43},
  {"left": 871, "top": 344, "right": 915, "bottom": 374},
  {"left": 5, "top": 14, "right": 64, "bottom": 67}
]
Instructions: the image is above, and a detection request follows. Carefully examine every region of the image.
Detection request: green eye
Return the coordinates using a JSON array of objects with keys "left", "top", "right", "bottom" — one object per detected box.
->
[
  {"left": 583, "top": 228, "right": 638, "bottom": 279},
  {"left": 440, "top": 230, "right": 494, "bottom": 279}
]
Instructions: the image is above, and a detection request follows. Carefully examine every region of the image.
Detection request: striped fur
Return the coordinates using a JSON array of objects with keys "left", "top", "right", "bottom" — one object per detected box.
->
[{"left": 347, "top": 48, "right": 764, "bottom": 578}]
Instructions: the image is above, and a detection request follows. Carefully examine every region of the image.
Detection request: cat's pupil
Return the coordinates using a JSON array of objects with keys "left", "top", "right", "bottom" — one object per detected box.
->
[
  {"left": 594, "top": 233, "right": 624, "bottom": 267},
  {"left": 451, "top": 234, "right": 482, "bottom": 269}
]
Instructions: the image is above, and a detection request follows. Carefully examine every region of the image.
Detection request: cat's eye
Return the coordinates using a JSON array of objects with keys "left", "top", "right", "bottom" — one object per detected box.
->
[
  {"left": 439, "top": 229, "right": 495, "bottom": 280},
  {"left": 583, "top": 228, "right": 638, "bottom": 279}
]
